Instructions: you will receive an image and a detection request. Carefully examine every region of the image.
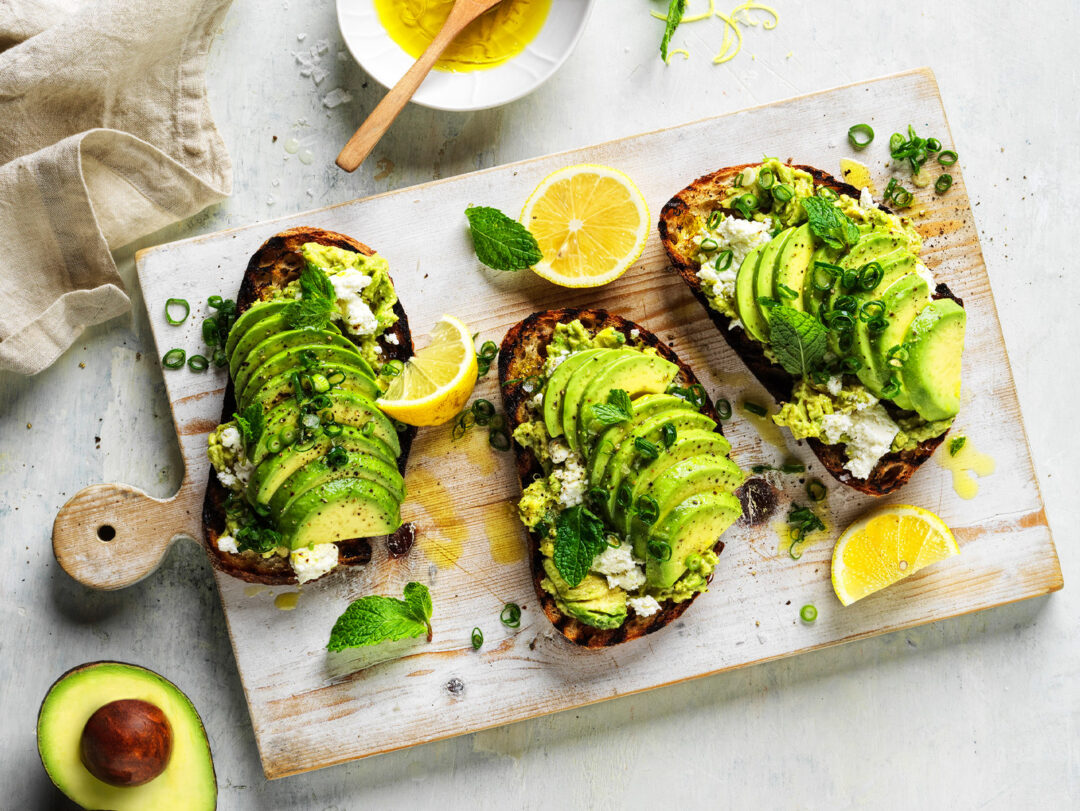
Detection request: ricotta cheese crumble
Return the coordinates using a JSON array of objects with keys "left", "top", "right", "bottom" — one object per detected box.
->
[
  {"left": 328, "top": 267, "right": 378, "bottom": 336},
  {"left": 819, "top": 401, "right": 901, "bottom": 480},
  {"left": 290, "top": 543, "right": 340, "bottom": 584}
]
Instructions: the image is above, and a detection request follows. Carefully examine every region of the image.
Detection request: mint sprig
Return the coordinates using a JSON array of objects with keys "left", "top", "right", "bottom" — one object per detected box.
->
[
  {"left": 327, "top": 582, "right": 433, "bottom": 651},
  {"left": 590, "top": 388, "right": 633, "bottom": 427},
  {"left": 233, "top": 403, "right": 265, "bottom": 455},
  {"left": 465, "top": 206, "right": 543, "bottom": 272},
  {"left": 553, "top": 505, "right": 607, "bottom": 588},
  {"left": 660, "top": 0, "right": 687, "bottom": 62},
  {"left": 769, "top": 305, "right": 828, "bottom": 376},
  {"left": 284, "top": 266, "right": 336, "bottom": 330},
  {"left": 802, "top": 196, "right": 860, "bottom": 250}
]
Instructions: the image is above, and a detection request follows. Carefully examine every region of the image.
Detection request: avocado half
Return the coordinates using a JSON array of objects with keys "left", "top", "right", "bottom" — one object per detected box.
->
[{"left": 37, "top": 662, "right": 216, "bottom": 811}]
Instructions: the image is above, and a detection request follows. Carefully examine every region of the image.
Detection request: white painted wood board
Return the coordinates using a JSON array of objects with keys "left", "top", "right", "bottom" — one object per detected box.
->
[{"left": 128, "top": 69, "right": 1060, "bottom": 778}]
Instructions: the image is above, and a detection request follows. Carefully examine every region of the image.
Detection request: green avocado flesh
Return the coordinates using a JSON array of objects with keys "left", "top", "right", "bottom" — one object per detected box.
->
[
  {"left": 37, "top": 662, "right": 216, "bottom": 811},
  {"left": 278, "top": 477, "right": 400, "bottom": 549},
  {"left": 900, "top": 298, "right": 966, "bottom": 421},
  {"left": 752, "top": 226, "right": 795, "bottom": 331},
  {"left": 526, "top": 328, "right": 745, "bottom": 629},
  {"left": 859, "top": 273, "right": 930, "bottom": 402},
  {"left": 734, "top": 245, "right": 768, "bottom": 341},
  {"left": 647, "top": 491, "right": 742, "bottom": 590},
  {"left": 207, "top": 245, "right": 405, "bottom": 569}
]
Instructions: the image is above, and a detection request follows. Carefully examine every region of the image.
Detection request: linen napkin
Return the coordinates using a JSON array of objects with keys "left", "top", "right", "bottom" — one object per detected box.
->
[{"left": 0, "top": 0, "right": 233, "bottom": 375}]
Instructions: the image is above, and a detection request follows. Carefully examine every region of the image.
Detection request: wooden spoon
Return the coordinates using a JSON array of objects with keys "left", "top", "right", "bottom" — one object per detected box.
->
[{"left": 336, "top": 0, "right": 504, "bottom": 172}]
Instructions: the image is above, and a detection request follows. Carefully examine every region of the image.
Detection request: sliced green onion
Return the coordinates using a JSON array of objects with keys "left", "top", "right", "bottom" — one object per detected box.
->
[
  {"left": 324, "top": 422, "right": 343, "bottom": 437},
  {"left": 187, "top": 354, "right": 209, "bottom": 372},
  {"left": 279, "top": 427, "right": 298, "bottom": 445},
  {"left": 162, "top": 348, "right": 186, "bottom": 369},
  {"left": 935, "top": 174, "right": 953, "bottom": 194},
  {"left": 326, "top": 370, "right": 346, "bottom": 386},
  {"left": 471, "top": 627, "right": 484, "bottom": 649},
  {"left": 840, "top": 268, "right": 859, "bottom": 290},
  {"left": 634, "top": 437, "right": 659, "bottom": 460},
  {"left": 707, "top": 210, "right": 723, "bottom": 229},
  {"left": 806, "top": 479, "right": 827, "bottom": 502},
  {"left": 716, "top": 398, "right": 732, "bottom": 420},
  {"left": 661, "top": 422, "right": 677, "bottom": 447},
  {"left": 892, "top": 188, "right": 914, "bottom": 207},
  {"left": 757, "top": 295, "right": 780, "bottom": 310},
  {"left": 699, "top": 237, "right": 720, "bottom": 252},
  {"left": 788, "top": 541, "right": 803, "bottom": 560},
  {"left": 586, "top": 486, "right": 607, "bottom": 511},
  {"left": 926, "top": 137, "right": 942, "bottom": 152},
  {"left": 833, "top": 295, "right": 859, "bottom": 314},
  {"left": 500, "top": 603, "right": 521, "bottom": 628},
  {"left": 800, "top": 604, "right": 818, "bottom": 622},
  {"left": 212, "top": 347, "right": 227, "bottom": 368},
  {"left": 309, "top": 394, "right": 331, "bottom": 411},
  {"left": 858, "top": 262, "right": 884, "bottom": 291},
  {"left": 938, "top": 150, "right": 958, "bottom": 166},
  {"left": 325, "top": 446, "right": 348, "bottom": 468},
  {"left": 266, "top": 436, "right": 283, "bottom": 454},
  {"left": 824, "top": 311, "right": 855, "bottom": 333},
  {"left": 777, "top": 283, "right": 799, "bottom": 300},
  {"left": 715, "top": 250, "right": 734, "bottom": 271},
  {"left": 615, "top": 483, "right": 632, "bottom": 511},
  {"left": 889, "top": 132, "right": 905, "bottom": 153},
  {"left": 881, "top": 375, "right": 902, "bottom": 399},
  {"left": 472, "top": 399, "right": 496, "bottom": 426},
  {"left": 743, "top": 402, "right": 767, "bottom": 417},
  {"left": 202, "top": 317, "right": 219, "bottom": 345},
  {"left": 165, "top": 298, "right": 190, "bottom": 325},
  {"left": 847, "top": 123, "right": 875, "bottom": 149},
  {"left": 380, "top": 360, "right": 403, "bottom": 378},
  {"left": 489, "top": 429, "right": 511, "bottom": 451},
  {"left": 837, "top": 332, "right": 854, "bottom": 353},
  {"left": 734, "top": 193, "right": 758, "bottom": 219},
  {"left": 886, "top": 344, "right": 909, "bottom": 367},
  {"left": 646, "top": 538, "right": 672, "bottom": 561},
  {"left": 841, "top": 356, "right": 862, "bottom": 373},
  {"left": 635, "top": 495, "right": 659, "bottom": 525},
  {"left": 772, "top": 184, "right": 794, "bottom": 203},
  {"left": 860, "top": 300, "right": 886, "bottom": 322},
  {"left": 867, "top": 315, "right": 888, "bottom": 334},
  {"left": 361, "top": 421, "right": 376, "bottom": 438},
  {"left": 780, "top": 462, "right": 805, "bottom": 474},
  {"left": 311, "top": 373, "right": 330, "bottom": 393},
  {"left": 207, "top": 295, "right": 224, "bottom": 309},
  {"left": 812, "top": 262, "right": 840, "bottom": 292},
  {"left": 757, "top": 168, "right": 776, "bottom": 189}
]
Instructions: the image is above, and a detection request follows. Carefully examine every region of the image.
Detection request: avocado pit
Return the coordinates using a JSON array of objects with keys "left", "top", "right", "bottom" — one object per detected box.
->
[{"left": 80, "top": 699, "right": 173, "bottom": 787}]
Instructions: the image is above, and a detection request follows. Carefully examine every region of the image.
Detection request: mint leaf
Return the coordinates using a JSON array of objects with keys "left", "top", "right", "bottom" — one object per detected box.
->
[
  {"left": 802, "top": 196, "right": 860, "bottom": 250},
  {"left": 465, "top": 206, "right": 543, "bottom": 271},
  {"left": 769, "top": 305, "right": 828, "bottom": 376},
  {"left": 233, "top": 403, "right": 264, "bottom": 455},
  {"left": 660, "top": 0, "right": 687, "bottom": 62},
  {"left": 553, "top": 505, "right": 607, "bottom": 588},
  {"left": 327, "top": 582, "right": 434, "bottom": 652},
  {"left": 590, "top": 388, "right": 633, "bottom": 427},
  {"left": 284, "top": 266, "right": 335, "bottom": 330}
]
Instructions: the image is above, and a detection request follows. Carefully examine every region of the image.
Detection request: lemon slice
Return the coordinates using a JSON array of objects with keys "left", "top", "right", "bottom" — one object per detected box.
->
[
  {"left": 521, "top": 164, "right": 649, "bottom": 288},
  {"left": 831, "top": 505, "right": 960, "bottom": 606},
  {"left": 376, "top": 315, "right": 478, "bottom": 427}
]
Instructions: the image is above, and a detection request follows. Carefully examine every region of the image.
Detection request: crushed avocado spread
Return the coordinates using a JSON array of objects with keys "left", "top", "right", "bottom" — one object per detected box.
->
[{"left": 690, "top": 158, "right": 958, "bottom": 479}]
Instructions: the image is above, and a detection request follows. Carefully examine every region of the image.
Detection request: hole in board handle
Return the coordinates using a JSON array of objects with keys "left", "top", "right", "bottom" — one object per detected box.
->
[{"left": 97, "top": 525, "right": 116, "bottom": 542}]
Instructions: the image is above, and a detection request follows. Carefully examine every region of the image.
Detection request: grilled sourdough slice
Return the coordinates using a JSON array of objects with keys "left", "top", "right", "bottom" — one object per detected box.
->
[
  {"left": 202, "top": 227, "right": 416, "bottom": 585},
  {"left": 659, "top": 162, "right": 964, "bottom": 496},
  {"left": 499, "top": 308, "right": 744, "bottom": 648}
]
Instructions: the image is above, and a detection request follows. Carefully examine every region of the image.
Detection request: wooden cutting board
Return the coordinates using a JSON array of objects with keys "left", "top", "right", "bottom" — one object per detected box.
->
[{"left": 52, "top": 68, "right": 1061, "bottom": 779}]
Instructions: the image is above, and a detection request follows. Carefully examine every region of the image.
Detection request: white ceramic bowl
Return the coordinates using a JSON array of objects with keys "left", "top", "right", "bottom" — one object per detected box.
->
[{"left": 336, "top": 0, "right": 596, "bottom": 112}]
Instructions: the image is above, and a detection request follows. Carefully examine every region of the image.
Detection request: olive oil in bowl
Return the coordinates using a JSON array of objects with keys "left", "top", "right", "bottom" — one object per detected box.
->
[{"left": 374, "top": 0, "right": 552, "bottom": 72}]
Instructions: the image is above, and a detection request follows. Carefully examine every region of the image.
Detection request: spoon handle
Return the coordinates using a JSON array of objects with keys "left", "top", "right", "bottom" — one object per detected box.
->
[{"left": 336, "top": 5, "right": 476, "bottom": 172}]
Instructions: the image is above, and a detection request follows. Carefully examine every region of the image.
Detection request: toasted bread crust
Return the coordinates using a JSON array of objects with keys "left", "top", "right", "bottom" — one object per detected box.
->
[
  {"left": 202, "top": 227, "right": 416, "bottom": 585},
  {"left": 499, "top": 308, "right": 730, "bottom": 648},
  {"left": 658, "top": 164, "right": 961, "bottom": 496}
]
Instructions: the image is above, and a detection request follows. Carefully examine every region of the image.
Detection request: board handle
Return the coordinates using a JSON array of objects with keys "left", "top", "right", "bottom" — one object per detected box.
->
[{"left": 53, "top": 483, "right": 203, "bottom": 590}]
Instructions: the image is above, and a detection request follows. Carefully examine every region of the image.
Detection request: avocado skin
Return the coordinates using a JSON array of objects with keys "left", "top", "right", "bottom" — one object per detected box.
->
[
  {"left": 499, "top": 308, "right": 735, "bottom": 648},
  {"left": 659, "top": 163, "right": 963, "bottom": 495},
  {"left": 201, "top": 226, "right": 416, "bottom": 586},
  {"left": 37, "top": 662, "right": 216, "bottom": 811}
]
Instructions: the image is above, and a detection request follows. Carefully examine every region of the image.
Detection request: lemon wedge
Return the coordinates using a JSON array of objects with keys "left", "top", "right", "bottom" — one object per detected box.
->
[
  {"left": 521, "top": 164, "right": 649, "bottom": 288},
  {"left": 831, "top": 504, "right": 959, "bottom": 606},
  {"left": 376, "top": 315, "right": 478, "bottom": 426}
]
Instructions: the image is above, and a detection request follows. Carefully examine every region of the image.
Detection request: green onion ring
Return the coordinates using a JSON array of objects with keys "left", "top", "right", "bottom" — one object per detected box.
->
[
  {"left": 938, "top": 150, "right": 958, "bottom": 166},
  {"left": 716, "top": 398, "right": 732, "bottom": 420},
  {"left": 935, "top": 174, "right": 953, "bottom": 194},
  {"left": 847, "top": 123, "right": 875, "bottom": 149},
  {"left": 165, "top": 298, "right": 190, "bottom": 325},
  {"left": 162, "top": 348, "right": 186, "bottom": 369},
  {"left": 500, "top": 603, "right": 521, "bottom": 628},
  {"left": 806, "top": 479, "right": 827, "bottom": 502},
  {"left": 800, "top": 604, "right": 818, "bottom": 622},
  {"left": 186, "top": 354, "right": 208, "bottom": 372}
]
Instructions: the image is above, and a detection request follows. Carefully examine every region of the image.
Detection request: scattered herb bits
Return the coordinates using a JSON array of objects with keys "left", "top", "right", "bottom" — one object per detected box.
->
[
  {"left": 847, "top": 123, "right": 875, "bottom": 149},
  {"left": 800, "top": 604, "right": 818, "bottom": 623},
  {"left": 162, "top": 348, "right": 186, "bottom": 369},
  {"left": 164, "top": 298, "right": 190, "bottom": 325},
  {"left": 949, "top": 435, "right": 967, "bottom": 456},
  {"left": 471, "top": 627, "right": 484, "bottom": 650}
]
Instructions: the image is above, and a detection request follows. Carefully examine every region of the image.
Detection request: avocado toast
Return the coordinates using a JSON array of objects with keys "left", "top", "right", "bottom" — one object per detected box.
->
[
  {"left": 659, "top": 159, "right": 966, "bottom": 495},
  {"left": 500, "top": 309, "right": 745, "bottom": 648},
  {"left": 202, "top": 227, "right": 416, "bottom": 585}
]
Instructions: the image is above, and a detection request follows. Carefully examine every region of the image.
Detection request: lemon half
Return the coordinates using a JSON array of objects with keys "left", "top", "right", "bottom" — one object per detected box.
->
[{"left": 521, "top": 164, "right": 650, "bottom": 288}]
